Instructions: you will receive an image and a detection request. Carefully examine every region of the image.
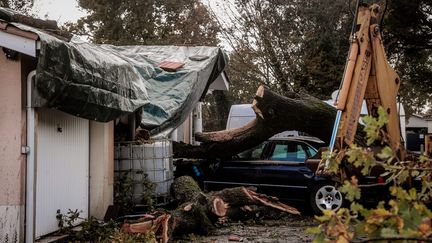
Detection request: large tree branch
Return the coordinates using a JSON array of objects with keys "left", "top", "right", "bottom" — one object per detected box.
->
[{"left": 175, "top": 85, "right": 360, "bottom": 159}]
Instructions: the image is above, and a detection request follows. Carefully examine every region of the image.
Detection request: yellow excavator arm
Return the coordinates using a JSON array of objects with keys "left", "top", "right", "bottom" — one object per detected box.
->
[
  {"left": 323, "top": 2, "right": 405, "bottom": 173},
  {"left": 337, "top": 3, "right": 403, "bottom": 152}
]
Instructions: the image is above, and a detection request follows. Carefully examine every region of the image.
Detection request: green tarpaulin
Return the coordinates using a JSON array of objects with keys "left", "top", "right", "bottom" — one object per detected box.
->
[{"left": 6, "top": 19, "right": 227, "bottom": 137}]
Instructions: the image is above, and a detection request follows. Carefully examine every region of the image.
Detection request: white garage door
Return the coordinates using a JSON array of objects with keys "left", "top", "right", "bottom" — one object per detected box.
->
[{"left": 35, "top": 108, "right": 89, "bottom": 238}]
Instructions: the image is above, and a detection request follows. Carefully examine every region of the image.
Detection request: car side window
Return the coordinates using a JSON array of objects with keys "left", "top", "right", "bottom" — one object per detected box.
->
[
  {"left": 297, "top": 144, "right": 306, "bottom": 160},
  {"left": 271, "top": 144, "right": 289, "bottom": 160},
  {"left": 307, "top": 146, "right": 318, "bottom": 157},
  {"left": 269, "top": 142, "right": 308, "bottom": 162},
  {"left": 236, "top": 142, "right": 267, "bottom": 160}
]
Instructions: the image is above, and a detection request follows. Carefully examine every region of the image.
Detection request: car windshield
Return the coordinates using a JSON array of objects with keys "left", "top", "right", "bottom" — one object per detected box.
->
[{"left": 307, "top": 145, "right": 318, "bottom": 157}]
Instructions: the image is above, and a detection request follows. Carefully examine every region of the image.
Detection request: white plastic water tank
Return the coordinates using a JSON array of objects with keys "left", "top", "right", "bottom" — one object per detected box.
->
[{"left": 114, "top": 140, "right": 173, "bottom": 205}]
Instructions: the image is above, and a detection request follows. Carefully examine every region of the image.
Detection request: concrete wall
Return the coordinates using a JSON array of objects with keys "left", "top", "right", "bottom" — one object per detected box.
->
[
  {"left": 0, "top": 52, "right": 26, "bottom": 242},
  {"left": 171, "top": 104, "right": 202, "bottom": 145},
  {"left": 172, "top": 114, "right": 192, "bottom": 144},
  {"left": 89, "top": 121, "right": 114, "bottom": 219}
]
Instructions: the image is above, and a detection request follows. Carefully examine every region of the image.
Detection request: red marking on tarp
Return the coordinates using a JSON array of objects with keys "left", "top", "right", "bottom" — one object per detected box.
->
[{"left": 158, "top": 61, "right": 185, "bottom": 72}]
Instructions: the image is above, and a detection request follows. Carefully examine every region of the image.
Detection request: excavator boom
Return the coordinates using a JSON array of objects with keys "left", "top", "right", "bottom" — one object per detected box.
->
[{"left": 323, "top": 2, "right": 405, "bottom": 173}]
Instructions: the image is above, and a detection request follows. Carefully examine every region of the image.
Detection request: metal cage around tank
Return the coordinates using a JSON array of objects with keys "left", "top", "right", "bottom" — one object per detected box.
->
[{"left": 114, "top": 139, "right": 173, "bottom": 207}]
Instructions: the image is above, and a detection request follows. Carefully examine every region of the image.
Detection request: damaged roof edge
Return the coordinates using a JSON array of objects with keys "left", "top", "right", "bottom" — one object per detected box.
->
[{"left": 0, "top": 21, "right": 40, "bottom": 57}]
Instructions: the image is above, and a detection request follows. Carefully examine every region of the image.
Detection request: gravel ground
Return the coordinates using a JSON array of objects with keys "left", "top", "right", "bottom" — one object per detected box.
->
[{"left": 174, "top": 215, "right": 318, "bottom": 243}]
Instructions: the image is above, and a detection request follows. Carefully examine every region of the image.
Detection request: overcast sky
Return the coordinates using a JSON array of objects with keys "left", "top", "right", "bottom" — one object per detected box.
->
[
  {"left": 32, "top": 0, "right": 86, "bottom": 24},
  {"left": 31, "top": 0, "right": 230, "bottom": 24}
]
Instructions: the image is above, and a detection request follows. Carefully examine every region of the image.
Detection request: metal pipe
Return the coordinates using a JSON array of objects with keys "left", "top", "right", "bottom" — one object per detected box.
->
[
  {"left": 325, "top": 0, "right": 362, "bottom": 169},
  {"left": 193, "top": 102, "right": 203, "bottom": 145},
  {"left": 128, "top": 113, "right": 136, "bottom": 141},
  {"left": 350, "top": 0, "right": 362, "bottom": 37},
  {"left": 336, "top": 41, "right": 359, "bottom": 110},
  {"left": 25, "top": 70, "right": 37, "bottom": 243},
  {"left": 334, "top": 0, "right": 362, "bottom": 104}
]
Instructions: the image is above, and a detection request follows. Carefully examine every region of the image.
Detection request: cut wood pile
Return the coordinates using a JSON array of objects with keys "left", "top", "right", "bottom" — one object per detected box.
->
[{"left": 121, "top": 176, "right": 299, "bottom": 243}]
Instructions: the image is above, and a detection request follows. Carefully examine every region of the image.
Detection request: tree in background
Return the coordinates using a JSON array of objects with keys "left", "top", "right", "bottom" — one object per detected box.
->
[
  {"left": 202, "top": 90, "right": 232, "bottom": 131},
  {"left": 0, "top": 0, "right": 33, "bottom": 13},
  {"left": 69, "top": 0, "right": 219, "bottom": 46},
  {"left": 384, "top": 0, "right": 432, "bottom": 115},
  {"left": 295, "top": 0, "right": 351, "bottom": 99},
  {"left": 212, "top": 0, "right": 352, "bottom": 102},
  {"left": 215, "top": 0, "right": 431, "bottom": 115},
  {"left": 203, "top": 0, "right": 352, "bottom": 130}
]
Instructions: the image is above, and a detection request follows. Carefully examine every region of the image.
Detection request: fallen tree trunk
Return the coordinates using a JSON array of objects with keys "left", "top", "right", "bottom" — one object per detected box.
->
[
  {"left": 174, "top": 85, "right": 365, "bottom": 159},
  {"left": 121, "top": 176, "right": 299, "bottom": 242}
]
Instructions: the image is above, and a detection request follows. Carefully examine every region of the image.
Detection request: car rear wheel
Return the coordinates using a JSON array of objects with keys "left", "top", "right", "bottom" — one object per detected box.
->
[{"left": 310, "top": 183, "right": 343, "bottom": 214}]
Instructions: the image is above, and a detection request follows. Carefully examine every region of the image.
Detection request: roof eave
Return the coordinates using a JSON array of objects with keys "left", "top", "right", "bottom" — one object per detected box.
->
[{"left": 0, "top": 20, "right": 39, "bottom": 57}]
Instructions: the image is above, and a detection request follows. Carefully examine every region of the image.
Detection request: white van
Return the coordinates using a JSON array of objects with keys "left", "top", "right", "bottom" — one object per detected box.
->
[{"left": 226, "top": 104, "right": 255, "bottom": 130}]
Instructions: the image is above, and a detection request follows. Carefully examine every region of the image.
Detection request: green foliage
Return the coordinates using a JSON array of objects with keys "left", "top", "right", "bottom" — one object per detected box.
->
[
  {"left": 114, "top": 172, "right": 134, "bottom": 212},
  {"left": 114, "top": 171, "right": 157, "bottom": 211},
  {"left": 321, "top": 150, "right": 341, "bottom": 174},
  {"left": 139, "top": 173, "right": 157, "bottom": 210},
  {"left": 419, "top": 181, "right": 432, "bottom": 202},
  {"left": 377, "top": 146, "right": 394, "bottom": 161},
  {"left": 340, "top": 176, "right": 361, "bottom": 202},
  {"left": 307, "top": 209, "right": 355, "bottom": 242},
  {"left": 72, "top": 217, "right": 118, "bottom": 242},
  {"left": 362, "top": 107, "right": 389, "bottom": 145},
  {"left": 68, "top": 0, "right": 219, "bottom": 46},
  {"left": 309, "top": 107, "right": 432, "bottom": 242},
  {"left": 55, "top": 209, "right": 156, "bottom": 242},
  {"left": 56, "top": 209, "right": 83, "bottom": 233},
  {"left": 349, "top": 188, "right": 432, "bottom": 241},
  {"left": 345, "top": 144, "right": 377, "bottom": 175}
]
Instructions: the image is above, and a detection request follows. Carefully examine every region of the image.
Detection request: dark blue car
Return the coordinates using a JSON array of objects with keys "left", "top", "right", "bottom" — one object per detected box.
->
[
  {"left": 205, "top": 137, "right": 345, "bottom": 214},
  {"left": 175, "top": 136, "right": 355, "bottom": 214}
]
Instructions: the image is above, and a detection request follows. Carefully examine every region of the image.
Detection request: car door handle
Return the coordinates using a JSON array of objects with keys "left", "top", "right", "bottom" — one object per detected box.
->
[
  {"left": 298, "top": 168, "right": 312, "bottom": 173},
  {"left": 299, "top": 168, "right": 314, "bottom": 178}
]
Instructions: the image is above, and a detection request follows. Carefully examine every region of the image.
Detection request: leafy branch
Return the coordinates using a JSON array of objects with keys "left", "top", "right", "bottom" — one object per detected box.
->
[{"left": 309, "top": 106, "right": 432, "bottom": 242}]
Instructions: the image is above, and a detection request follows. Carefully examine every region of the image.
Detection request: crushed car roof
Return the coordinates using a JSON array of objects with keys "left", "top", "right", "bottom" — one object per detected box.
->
[{"left": 268, "top": 136, "right": 325, "bottom": 144}]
